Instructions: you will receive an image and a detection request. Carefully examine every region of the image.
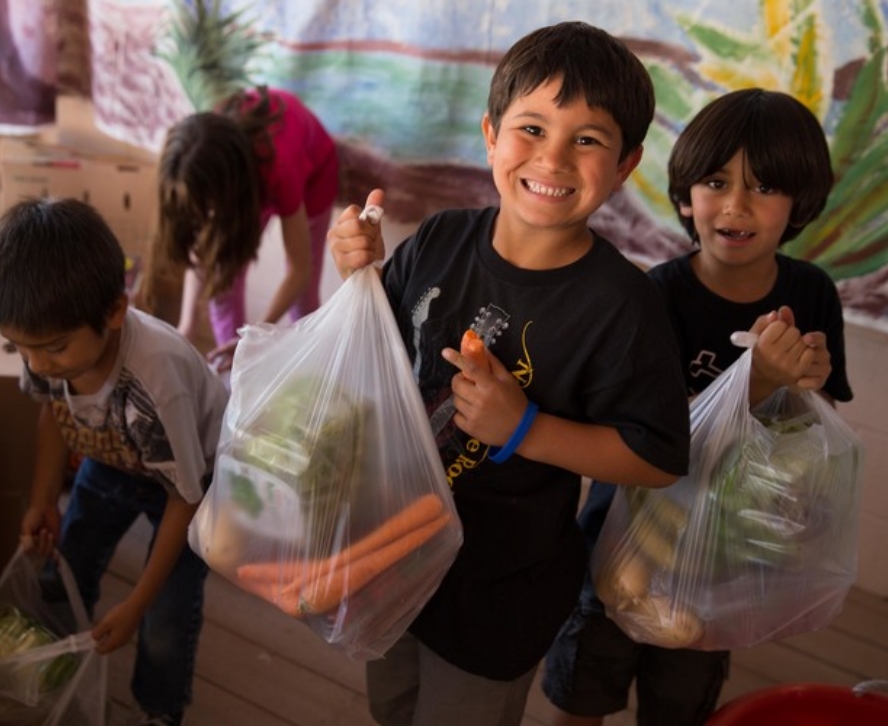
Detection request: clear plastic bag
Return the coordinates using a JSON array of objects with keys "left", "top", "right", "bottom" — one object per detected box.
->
[
  {"left": 189, "top": 267, "right": 463, "bottom": 659},
  {"left": 0, "top": 546, "right": 107, "bottom": 725},
  {"left": 593, "top": 349, "right": 864, "bottom": 650}
]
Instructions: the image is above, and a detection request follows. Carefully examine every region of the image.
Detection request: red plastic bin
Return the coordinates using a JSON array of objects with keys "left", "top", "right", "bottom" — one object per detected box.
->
[{"left": 707, "top": 683, "right": 888, "bottom": 725}]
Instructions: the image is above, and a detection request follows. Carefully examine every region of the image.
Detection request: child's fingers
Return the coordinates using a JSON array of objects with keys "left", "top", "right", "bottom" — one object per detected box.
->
[
  {"left": 746, "top": 310, "right": 779, "bottom": 339},
  {"left": 460, "top": 329, "right": 489, "bottom": 381},
  {"left": 364, "top": 188, "right": 385, "bottom": 213},
  {"left": 27, "top": 529, "right": 55, "bottom": 557},
  {"left": 801, "top": 331, "right": 827, "bottom": 349},
  {"left": 776, "top": 305, "right": 796, "bottom": 327},
  {"left": 328, "top": 201, "right": 386, "bottom": 275},
  {"left": 441, "top": 346, "right": 484, "bottom": 380},
  {"left": 758, "top": 316, "right": 799, "bottom": 351},
  {"left": 795, "top": 375, "right": 826, "bottom": 391}
]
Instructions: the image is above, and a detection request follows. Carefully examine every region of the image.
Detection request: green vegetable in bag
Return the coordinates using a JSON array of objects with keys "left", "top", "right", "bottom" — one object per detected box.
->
[
  {"left": 620, "top": 406, "right": 836, "bottom": 581},
  {"left": 0, "top": 604, "right": 80, "bottom": 694},
  {"left": 231, "top": 375, "right": 370, "bottom": 553},
  {"left": 707, "top": 407, "right": 832, "bottom": 574}
]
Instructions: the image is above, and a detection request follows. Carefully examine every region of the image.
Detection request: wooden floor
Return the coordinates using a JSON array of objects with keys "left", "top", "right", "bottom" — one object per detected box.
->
[{"left": 95, "top": 514, "right": 888, "bottom": 726}]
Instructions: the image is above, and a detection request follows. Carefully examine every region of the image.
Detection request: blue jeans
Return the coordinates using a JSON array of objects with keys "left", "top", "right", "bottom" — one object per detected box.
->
[{"left": 58, "top": 458, "right": 208, "bottom": 716}]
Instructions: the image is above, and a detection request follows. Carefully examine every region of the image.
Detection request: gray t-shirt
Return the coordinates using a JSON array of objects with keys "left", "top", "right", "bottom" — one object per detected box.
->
[{"left": 21, "top": 308, "right": 229, "bottom": 503}]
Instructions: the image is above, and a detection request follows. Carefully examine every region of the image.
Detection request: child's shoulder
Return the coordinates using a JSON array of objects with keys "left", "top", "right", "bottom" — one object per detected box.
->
[
  {"left": 776, "top": 252, "right": 835, "bottom": 283},
  {"left": 590, "top": 232, "right": 667, "bottom": 287},
  {"left": 646, "top": 251, "right": 692, "bottom": 279},
  {"left": 420, "top": 206, "right": 493, "bottom": 229},
  {"left": 126, "top": 309, "right": 213, "bottom": 371},
  {"left": 407, "top": 207, "right": 495, "bottom": 251},
  {"left": 122, "top": 309, "right": 227, "bottom": 401}
]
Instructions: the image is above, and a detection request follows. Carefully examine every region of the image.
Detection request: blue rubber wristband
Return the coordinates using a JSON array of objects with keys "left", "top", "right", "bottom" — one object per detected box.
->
[{"left": 489, "top": 401, "right": 539, "bottom": 464}]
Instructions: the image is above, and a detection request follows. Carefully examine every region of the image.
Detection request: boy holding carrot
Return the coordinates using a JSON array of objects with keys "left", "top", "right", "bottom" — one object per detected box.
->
[
  {"left": 327, "top": 21, "right": 690, "bottom": 726},
  {"left": 0, "top": 198, "right": 229, "bottom": 726}
]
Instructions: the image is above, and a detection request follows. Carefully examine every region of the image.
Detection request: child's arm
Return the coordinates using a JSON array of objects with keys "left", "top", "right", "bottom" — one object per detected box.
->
[
  {"left": 90, "top": 493, "right": 200, "bottom": 654},
  {"left": 209, "top": 205, "right": 315, "bottom": 372},
  {"left": 327, "top": 189, "right": 387, "bottom": 278},
  {"left": 20, "top": 403, "right": 69, "bottom": 555},
  {"left": 260, "top": 204, "right": 313, "bottom": 325},
  {"left": 442, "top": 344, "right": 679, "bottom": 488},
  {"left": 177, "top": 266, "right": 205, "bottom": 344},
  {"left": 746, "top": 306, "right": 832, "bottom": 405}
]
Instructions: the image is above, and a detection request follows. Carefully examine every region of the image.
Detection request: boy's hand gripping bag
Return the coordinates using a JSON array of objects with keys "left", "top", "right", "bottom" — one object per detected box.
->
[
  {"left": 0, "top": 546, "right": 107, "bottom": 726},
  {"left": 592, "top": 349, "right": 864, "bottom": 650},
  {"left": 189, "top": 267, "right": 463, "bottom": 659}
]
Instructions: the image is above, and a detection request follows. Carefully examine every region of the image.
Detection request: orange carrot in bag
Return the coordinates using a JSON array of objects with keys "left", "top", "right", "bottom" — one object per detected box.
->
[
  {"left": 237, "top": 572, "right": 304, "bottom": 615},
  {"left": 237, "top": 510, "right": 453, "bottom": 618},
  {"left": 298, "top": 512, "right": 453, "bottom": 615},
  {"left": 237, "top": 493, "right": 446, "bottom": 587}
]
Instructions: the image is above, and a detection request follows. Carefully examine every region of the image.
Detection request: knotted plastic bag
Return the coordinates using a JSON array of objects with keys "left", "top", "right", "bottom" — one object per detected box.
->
[
  {"left": 0, "top": 546, "right": 106, "bottom": 725},
  {"left": 593, "top": 349, "right": 864, "bottom": 650},
  {"left": 189, "top": 266, "right": 463, "bottom": 659}
]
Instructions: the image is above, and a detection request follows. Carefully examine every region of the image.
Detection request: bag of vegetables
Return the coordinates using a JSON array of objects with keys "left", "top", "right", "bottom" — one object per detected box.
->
[
  {"left": 0, "top": 546, "right": 106, "bottom": 725},
  {"left": 189, "top": 265, "right": 463, "bottom": 659},
  {"left": 592, "top": 348, "right": 864, "bottom": 651}
]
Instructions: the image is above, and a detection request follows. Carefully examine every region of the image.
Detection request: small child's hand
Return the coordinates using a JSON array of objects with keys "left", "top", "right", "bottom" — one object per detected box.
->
[
  {"left": 794, "top": 331, "right": 832, "bottom": 391},
  {"left": 207, "top": 337, "right": 239, "bottom": 373},
  {"left": 92, "top": 598, "right": 142, "bottom": 655},
  {"left": 442, "top": 341, "right": 527, "bottom": 446},
  {"left": 327, "top": 188, "right": 387, "bottom": 278},
  {"left": 20, "top": 504, "right": 60, "bottom": 557},
  {"left": 749, "top": 305, "right": 831, "bottom": 397}
]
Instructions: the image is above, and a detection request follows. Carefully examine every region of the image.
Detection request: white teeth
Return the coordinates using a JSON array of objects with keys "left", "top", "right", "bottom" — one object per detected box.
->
[
  {"left": 526, "top": 180, "right": 573, "bottom": 197},
  {"left": 719, "top": 229, "right": 753, "bottom": 239}
]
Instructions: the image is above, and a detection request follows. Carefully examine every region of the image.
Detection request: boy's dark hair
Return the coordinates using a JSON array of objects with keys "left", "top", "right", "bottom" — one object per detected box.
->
[
  {"left": 668, "top": 88, "right": 834, "bottom": 244},
  {"left": 0, "top": 197, "right": 125, "bottom": 335},
  {"left": 154, "top": 85, "right": 281, "bottom": 299},
  {"left": 487, "top": 21, "right": 655, "bottom": 160}
]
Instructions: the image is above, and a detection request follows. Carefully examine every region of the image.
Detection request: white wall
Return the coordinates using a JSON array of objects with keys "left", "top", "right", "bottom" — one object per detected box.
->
[{"left": 838, "top": 323, "right": 888, "bottom": 596}]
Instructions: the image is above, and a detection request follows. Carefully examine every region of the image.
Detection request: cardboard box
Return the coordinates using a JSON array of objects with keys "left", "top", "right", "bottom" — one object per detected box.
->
[{"left": 0, "top": 138, "right": 158, "bottom": 260}]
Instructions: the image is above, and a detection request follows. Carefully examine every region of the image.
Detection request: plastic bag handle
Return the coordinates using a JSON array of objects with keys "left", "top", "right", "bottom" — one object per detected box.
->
[
  {"left": 730, "top": 331, "right": 759, "bottom": 348},
  {"left": 359, "top": 205, "right": 384, "bottom": 225}
]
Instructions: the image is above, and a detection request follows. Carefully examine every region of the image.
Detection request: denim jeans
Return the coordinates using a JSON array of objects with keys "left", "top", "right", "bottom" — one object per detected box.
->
[{"left": 59, "top": 458, "right": 208, "bottom": 716}]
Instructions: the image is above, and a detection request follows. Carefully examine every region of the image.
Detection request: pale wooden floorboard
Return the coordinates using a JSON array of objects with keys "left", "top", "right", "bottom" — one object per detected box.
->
[{"left": 97, "top": 514, "right": 888, "bottom": 725}]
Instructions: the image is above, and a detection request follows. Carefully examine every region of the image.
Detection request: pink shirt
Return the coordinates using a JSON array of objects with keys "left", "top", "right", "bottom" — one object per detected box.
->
[{"left": 250, "top": 88, "right": 339, "bottom": 228}]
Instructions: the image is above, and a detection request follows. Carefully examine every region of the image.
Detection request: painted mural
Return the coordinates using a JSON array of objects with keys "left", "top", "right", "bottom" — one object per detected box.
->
[{"left": 2, "top": 0, "right": 887, "bottom": 329}]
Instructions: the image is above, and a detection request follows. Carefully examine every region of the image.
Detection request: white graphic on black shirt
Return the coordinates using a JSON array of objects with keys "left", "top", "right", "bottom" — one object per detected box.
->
[
  {"left": 411, "top": 286, "right": 441, "bottom": 379},
  {"left": 428, "top": 304, "right": 510, "bottom": 436},
  {"left": 689, "top": 349, "right": 723, "bottom": 392}
]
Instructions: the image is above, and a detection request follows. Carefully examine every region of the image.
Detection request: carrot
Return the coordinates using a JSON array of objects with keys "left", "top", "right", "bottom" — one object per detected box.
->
[
  {"left": 237, "top": 572, "right": 304, "bottom": 615},
  {"left": 461, "top": 329, "right": 488, "bottom": 368},
  {"left": 460, "top": 329, "right": 490, "bottom": 382},
  {"left": 237, "top": 493, "right": 446, "bottom": 592},
  {"left": 298, "top": 511, "right": 452, "bottom": 615},
  {"left": 237, "top": 557, "right": 309, "bottom": 586}
]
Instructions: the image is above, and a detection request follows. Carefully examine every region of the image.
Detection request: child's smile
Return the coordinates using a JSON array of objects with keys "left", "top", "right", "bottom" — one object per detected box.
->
[{"left": 523, "top": 179, "right": 575, "bottom": 198}]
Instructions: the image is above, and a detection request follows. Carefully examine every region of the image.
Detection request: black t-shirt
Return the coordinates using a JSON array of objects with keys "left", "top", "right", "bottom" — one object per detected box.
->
[
  {"left": 382, "top": 207, "right": 690, "bottom": 679},
  {"left": 646, "top": 251, "right": 853, "bottom": 401}
]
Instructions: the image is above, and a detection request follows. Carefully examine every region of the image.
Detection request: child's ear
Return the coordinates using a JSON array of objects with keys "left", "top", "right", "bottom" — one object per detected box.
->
[
  {"left": 481, "top": 113, "right": 497, "bottom": 165},
  {"left": 612, "top": 146, "right": 644, "bottom": 191},
  {"left": 679, "top": 202, "right": 694, "bottom": 218},
  {"left": 106, "top": 294, "right": 129, "bottom": 330}
]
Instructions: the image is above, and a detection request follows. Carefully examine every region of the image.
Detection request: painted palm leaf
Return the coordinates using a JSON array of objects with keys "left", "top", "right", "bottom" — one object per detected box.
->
[{"left": 155, "top": 0, "right": 271, "bottom": 112}]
